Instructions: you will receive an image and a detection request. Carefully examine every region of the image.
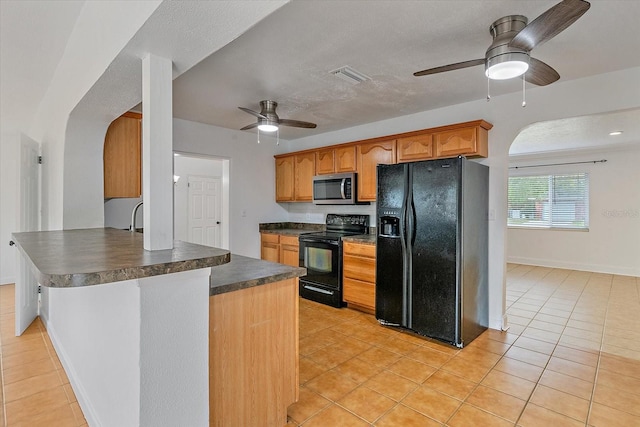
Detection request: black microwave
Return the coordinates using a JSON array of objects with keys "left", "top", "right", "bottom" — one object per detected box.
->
[{"left": 312, "top": 172, "right": 361, "bottom": 205}]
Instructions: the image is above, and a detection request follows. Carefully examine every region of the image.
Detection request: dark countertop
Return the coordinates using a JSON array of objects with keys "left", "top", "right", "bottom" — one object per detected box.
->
[
  {"left": 342, "top": 234, "right": 377, "bottom": 245},
  {"left": 11, "top": 228, "right": 230, "bottom": 288},
  {"left": 259, "top": 222, "right": 324, "bottom": 235},
  {"left": 209, "top": 254, "right": 306, "bottom": 296}
]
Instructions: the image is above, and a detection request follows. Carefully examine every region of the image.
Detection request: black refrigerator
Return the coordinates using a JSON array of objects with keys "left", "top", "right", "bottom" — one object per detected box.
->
[{"left": 376, "top": 156, "right": 488, "bottom": 347}]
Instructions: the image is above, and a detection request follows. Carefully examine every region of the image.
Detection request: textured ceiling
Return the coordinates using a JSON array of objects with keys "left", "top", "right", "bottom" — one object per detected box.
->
[{"left": 172, "top": 0, "right": 640, "bottom": 149}]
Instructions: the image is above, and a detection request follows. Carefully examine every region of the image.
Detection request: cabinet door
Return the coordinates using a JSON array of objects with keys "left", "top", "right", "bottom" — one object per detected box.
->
[
  {"left": 397, "top": 133, "right": 434, "bottom": 163},
  {"left": 275, "top": 156, "right": 295, "bottom": 202},
  {"left": 315, "top": 149, "right": 335, "bottom": 175},
  {"left": 434, "top": 126, "right": 487, "bottom": 158},
  {"left": 279, "top": 235, "right": 299, "bottom": 267},
  {"left": 103, "top": 113, "right": 141, "bottom": 198},
  {"left": 294, "top": 152, "right": 315, "bottom": 201},
  {"left": 335, "top": 146, "right": 357, "bottom": 173},
  {"left": 261, "top": 233, "right": 280, "bottom": 263},
  {"left": 356, "top": 140, "right": 396, "bottom": 201}
]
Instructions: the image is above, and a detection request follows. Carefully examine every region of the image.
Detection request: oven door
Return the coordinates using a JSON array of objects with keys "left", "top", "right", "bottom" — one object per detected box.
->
[{"left": 298, "top": 238, "right": 341, "bottom": 289}]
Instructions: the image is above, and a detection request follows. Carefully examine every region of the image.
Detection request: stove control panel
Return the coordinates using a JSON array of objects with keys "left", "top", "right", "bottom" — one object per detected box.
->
[{"left": 326, "top": 214, "right": 369, "bottom": 228}]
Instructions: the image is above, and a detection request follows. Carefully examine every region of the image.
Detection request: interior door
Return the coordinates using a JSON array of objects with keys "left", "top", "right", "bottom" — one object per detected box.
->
[
  {"left": 15, "top": 135, "right": 40, "bottom": 336},
  {"left": 188, "top": 176, "right": 222, "bottom": 247}
]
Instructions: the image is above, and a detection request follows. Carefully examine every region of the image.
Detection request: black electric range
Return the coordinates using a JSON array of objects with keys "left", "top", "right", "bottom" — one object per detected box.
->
[{"left": 298, "top": 214, "right": 369, "bottom": 307}]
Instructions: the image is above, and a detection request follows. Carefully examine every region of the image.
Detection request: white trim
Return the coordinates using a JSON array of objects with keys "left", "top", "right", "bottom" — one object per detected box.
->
[{"left": 507, "top": 256, "right": 640, "bottom": 277}]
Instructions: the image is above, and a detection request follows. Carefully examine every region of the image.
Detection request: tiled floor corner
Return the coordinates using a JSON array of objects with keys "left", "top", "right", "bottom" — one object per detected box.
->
[{"left": 1, "top": 265, "right": 639, "bottom": 426}]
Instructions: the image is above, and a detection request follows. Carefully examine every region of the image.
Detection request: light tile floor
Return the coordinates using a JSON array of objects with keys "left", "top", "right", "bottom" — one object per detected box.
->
[
  {"left": 0, "top": 284, "right": 87, "bottom": 427},
  {"left": 1, "top": 265, "right": 639, "bottom": 426},
  {"left": 287, "top": 264, "right": 640, "bottom": 426}
]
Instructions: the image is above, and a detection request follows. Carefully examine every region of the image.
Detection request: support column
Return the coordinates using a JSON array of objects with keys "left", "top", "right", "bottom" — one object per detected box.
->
[{"left": 142, "top": 54, "right": 173, "bottom": 250}]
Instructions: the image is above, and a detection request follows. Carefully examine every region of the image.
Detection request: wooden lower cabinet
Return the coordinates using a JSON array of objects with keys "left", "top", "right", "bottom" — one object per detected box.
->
[
  {"left": 279, "top": 235, "right": 300, "bottom": 267},
  {"left": 260, "top": 233, "right": 280, "bottom": 263},
  {"left": 209, "top": 278, "right": 299, "bottom": 426},
  {"left": 260, "top": 232, "right": 300, "bottom": 267},
  {"left": 342, "top": 241, "right": 376, "bottom": 313}
]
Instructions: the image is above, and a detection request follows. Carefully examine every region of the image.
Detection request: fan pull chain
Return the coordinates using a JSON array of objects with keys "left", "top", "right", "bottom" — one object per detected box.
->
[
  {"left": 257, "top": 128, "right": 261, "bottom": 144},
  {"left": 486, "top": 77, "right": 491, "bottom": 102},
  {"left": 276, "top": 128, "right": 280, "bottom": 146},
  {"left": 522, "top": 75, "right": 527, "bottom": 108}
]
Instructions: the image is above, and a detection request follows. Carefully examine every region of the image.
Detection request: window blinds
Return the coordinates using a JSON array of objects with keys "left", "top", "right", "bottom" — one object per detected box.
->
[{"left": 508, "top": 173, "right": 589, "bottom": 229}]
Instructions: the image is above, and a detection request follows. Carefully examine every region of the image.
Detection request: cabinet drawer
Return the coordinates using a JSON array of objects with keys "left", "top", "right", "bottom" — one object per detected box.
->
[
  {"left": 343, "top": 254, "right": 376, "bottom": 283},
  {"left": 261, "top": 233, "right": 279, "bottom": 244},
  {"left": 343, "top": 242, "right": 376, "bottom": 258},
  {"left": 280, "top": 235, "right": 299, "bottom": 246},
  {"left": 343, "top": 278, "right": 375, "bottom": 309}
]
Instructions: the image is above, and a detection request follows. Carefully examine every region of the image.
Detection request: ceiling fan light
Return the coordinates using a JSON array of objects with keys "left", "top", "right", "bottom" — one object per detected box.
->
[
  {"left": 486, "top": 52, "right": 530, "bottom": 80},
  {"left": 257, "top": 120, "right": 278, "bottom": 132}
]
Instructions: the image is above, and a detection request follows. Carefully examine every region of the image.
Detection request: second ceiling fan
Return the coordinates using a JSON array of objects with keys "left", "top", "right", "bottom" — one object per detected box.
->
[
  {"left": 414, "top": 0, "right": 591, "bottom": 86},
  {"left": 239, "top": 100, "right": 317, "bottom": 132}
]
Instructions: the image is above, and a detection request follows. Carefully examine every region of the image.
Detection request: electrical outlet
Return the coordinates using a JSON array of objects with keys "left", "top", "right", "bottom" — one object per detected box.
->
[{"left": 306, "top": 213, "right": 311, "bottom": 220}]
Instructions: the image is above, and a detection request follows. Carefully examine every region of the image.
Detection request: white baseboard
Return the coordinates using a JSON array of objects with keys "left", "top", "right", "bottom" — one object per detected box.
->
[
  {"left": 44, "top": 319, "right": 101, "bottom": 427},
  {"left": 1, "top": 276, "right": 16, "bottom": 285},
  {"left": 507, "top": 256, "right": 640, "bottom": 277}
]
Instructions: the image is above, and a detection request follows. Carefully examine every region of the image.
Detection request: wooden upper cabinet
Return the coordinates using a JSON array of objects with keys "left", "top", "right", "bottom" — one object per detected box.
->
[
  {"left": 357, "top": 139, "right": 396, "bottom": 202},
  {"left": 335, "top": 146, "right": 357, "bottom": 173},
  {"left": 396, "top": 133, "right": 434, "bottom": 163},
  {"left": 103, "top": 112, "right": 142, "bottom": 198},
  {"left": 316, "top": 146, "right": 356, "bottom": 175},
  {"left": 315, "top": 149, "right": 335, "bottom": 175},
  {"left": 275, "top": 155, "right": 295, "bottom": 202},
  {"left": 294, "top": 152, "right": 315, "bottom": 201},
  {"left": 434, "top": 124, "right": 489, "bottom": 158}
]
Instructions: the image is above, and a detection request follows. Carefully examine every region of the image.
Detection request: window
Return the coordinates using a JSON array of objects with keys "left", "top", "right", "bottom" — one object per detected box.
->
[{"left": 508, "top": 173, "right": 589, "bottom": 229}]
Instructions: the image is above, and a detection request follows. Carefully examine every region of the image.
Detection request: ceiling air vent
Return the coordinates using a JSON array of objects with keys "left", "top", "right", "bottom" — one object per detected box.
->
[{"left": 330, "top": 66, "right": 370, "bottom": 85}]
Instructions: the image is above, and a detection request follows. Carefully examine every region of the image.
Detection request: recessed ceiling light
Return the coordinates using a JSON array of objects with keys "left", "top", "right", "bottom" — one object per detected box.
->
[{"left": 609, "top": 131, "right": 623, "bottom": 136}]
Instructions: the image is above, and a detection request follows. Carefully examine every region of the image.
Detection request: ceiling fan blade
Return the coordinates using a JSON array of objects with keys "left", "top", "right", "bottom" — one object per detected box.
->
[
  {"left": 279, "top": 119, "right": 317, "bottom": 129},
  {"left": 240, "top": 122, "right": 258, "bottom": 131},
  {"left": 238, "top": 107, "right": 267, "bottom": 120},
  {"left": 525, "top": 58, "right": 560, "bottom": 86},
  {"left": 509, "top": 0, "right": 591, "bottom": 51},
  {"left": 414, "top": 59, "right": 485, "bottom": 77}
]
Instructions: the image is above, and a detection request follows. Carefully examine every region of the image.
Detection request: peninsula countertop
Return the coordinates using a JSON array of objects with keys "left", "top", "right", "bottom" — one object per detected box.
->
[
  {"left": 11, "top": 228, "right": 230, "bottom": 288},
  {"left": 209, "top": 254, "right": 306, "bottom": 295}
]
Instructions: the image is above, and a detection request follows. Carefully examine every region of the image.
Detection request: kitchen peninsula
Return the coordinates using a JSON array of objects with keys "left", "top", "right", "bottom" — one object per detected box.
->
[{"left": 11, "top": 228, "right": 304, "bottom": 427}]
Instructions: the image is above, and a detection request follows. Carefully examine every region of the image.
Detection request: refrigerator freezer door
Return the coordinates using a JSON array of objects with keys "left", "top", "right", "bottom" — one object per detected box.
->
[
  {"left": 409, "top": 158, "right": 461, "bottom": 344},
  {"left": 376, "top": 163, "right": 408, "bottom": 325}
]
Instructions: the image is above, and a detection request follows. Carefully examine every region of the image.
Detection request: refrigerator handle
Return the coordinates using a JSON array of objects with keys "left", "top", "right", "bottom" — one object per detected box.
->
[{"left": 409, "top": 196, "right": 417, "bottom": 246}]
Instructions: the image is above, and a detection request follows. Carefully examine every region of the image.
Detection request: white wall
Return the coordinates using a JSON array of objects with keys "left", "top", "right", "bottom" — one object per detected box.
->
[
  {"left": 173, "top": 118, "right": 289, "bottom": 258},
  {"left": 507, "top": 145, "right": 640, "bottom": 276}
]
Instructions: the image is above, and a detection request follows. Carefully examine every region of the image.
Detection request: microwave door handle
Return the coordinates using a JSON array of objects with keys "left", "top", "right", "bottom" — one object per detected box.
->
[{"left": 340, "top": 178, "right": 346, "bottom": 199}]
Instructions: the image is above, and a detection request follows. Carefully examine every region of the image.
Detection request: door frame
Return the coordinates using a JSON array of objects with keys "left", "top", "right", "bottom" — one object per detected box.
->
[{"left": 173, "top": 152, "right": 230, "bottom": 250}]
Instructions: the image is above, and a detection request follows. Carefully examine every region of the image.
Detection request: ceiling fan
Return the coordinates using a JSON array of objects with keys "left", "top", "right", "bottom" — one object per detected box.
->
[
  {"left": 414, "top": 0, "right": 591, "bottom": 86},
  {"left": 239, "top": 100, "right": 317, "bottom": 132}
]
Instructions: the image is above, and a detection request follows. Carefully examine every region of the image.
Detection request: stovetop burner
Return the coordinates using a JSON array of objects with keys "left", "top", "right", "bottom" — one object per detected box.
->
[{"left": 300, "top": 214, "right": 369, "bottom": 242}]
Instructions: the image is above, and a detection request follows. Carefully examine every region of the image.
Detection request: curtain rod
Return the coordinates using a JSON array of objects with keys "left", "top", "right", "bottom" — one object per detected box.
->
[{"left": 509, "top": 159, "right": 607, "bottom": 169}]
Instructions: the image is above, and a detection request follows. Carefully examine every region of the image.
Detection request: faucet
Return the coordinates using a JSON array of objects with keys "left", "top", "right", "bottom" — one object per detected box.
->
[{"left": 130, "top": 201, "right": 143, "bottom": 232}]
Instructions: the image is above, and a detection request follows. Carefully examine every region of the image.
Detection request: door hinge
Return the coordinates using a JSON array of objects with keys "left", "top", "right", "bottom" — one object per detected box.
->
[
  {"left": 38, "top": 285, "right": 42, "bottom": 294},
  {"left": 37, "top": 156, "right": 43, "bottom": 164}
]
